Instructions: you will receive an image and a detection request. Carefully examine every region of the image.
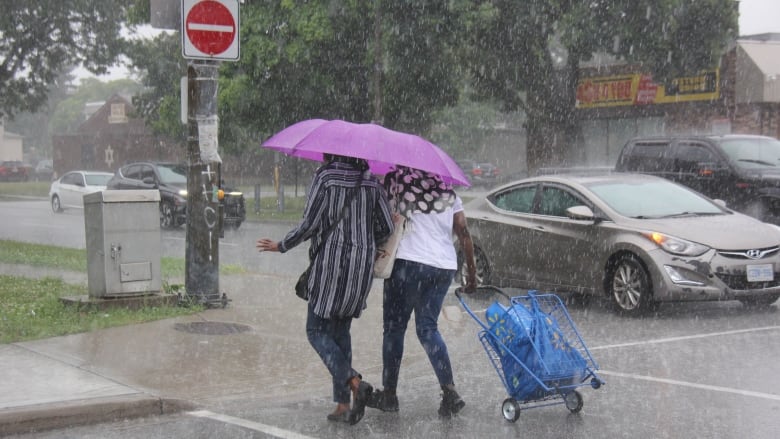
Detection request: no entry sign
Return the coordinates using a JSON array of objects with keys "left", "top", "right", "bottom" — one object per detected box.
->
[{"left": 182, "top": 0, "right": 240, "bottom": 61}]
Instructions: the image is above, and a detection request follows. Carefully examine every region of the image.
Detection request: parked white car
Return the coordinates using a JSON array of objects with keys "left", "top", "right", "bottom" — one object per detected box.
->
[{"left": 49, "top": 170, "right": 114, "bottom": 212}]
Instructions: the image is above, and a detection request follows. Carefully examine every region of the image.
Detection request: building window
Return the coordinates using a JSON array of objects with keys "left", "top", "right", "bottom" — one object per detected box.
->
[{"left": 108, "top": 103, "right": 128, "bottom": 124}]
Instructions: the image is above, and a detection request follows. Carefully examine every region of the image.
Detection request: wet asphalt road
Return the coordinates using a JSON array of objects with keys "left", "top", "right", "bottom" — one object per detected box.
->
[
  {"left": 0, "top": 199, "right": 307, "bottom": 276},
  {"left": 2, "top": 200, "right": 780, "bottom": 438}
]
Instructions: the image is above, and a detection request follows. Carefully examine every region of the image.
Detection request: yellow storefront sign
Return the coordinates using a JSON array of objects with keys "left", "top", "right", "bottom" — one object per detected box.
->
[{"left": 576, "top": 71, "right": 719, "bottom": 108}]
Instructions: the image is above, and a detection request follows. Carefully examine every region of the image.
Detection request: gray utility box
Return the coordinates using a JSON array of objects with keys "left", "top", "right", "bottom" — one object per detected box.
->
[{"left": 84, "top": 190, "right": 162, "bottom": 298}]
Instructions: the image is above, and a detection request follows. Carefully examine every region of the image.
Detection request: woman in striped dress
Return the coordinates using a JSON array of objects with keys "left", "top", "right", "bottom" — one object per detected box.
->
[{"left": 256, "top": 154, "right": 394, "bottom": 425}]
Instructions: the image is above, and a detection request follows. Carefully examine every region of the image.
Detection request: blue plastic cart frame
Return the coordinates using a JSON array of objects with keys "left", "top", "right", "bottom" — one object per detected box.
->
[{"left": 457, "top": 286, "right": 605, "bottom": 422}]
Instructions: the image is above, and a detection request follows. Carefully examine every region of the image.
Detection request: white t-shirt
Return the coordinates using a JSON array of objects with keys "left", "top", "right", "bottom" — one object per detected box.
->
[{"left": 395, "top": 196, "right": 463, "bottom": 270}]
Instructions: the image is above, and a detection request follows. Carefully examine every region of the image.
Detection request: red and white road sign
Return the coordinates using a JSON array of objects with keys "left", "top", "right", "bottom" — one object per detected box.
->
[{"left": 182, "top": 0, "right": 240, "bottom": 61}]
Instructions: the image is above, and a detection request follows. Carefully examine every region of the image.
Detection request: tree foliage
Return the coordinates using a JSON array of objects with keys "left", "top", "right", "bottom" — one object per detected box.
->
[
  {"left": 0, "top": 1, "right": 129, "bottom": 118},
  {"left": 218, "top": 0, "right": 374, "bottom": 149},
  {"left": 464, "top": 0, "right": 737, "bottom": 171},
  {"left": 113, "top": 0, "right": 737, "bottom": 172},
  {"left": 128, "top": 1, "right": 466, "bottom": 156},
  {"left": 378, "top": 1, "right": 464, "bottom": 132},
  {"left": 124, "top": 32, "right": 186, "bottom": 138}
]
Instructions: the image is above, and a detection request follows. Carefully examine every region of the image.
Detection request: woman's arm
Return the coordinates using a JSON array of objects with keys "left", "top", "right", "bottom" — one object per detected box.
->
[{"left": 453, "top": 211, "right": 477, "bottom": 293}]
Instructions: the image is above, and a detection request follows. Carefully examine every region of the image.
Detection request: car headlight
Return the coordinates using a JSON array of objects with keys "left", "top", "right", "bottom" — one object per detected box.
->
[
  {"left": 178, "top": 189, "right": 187, "bottom": 196},
  {"left": 643, "top": 231, "right": 710, "bottom": 256}
]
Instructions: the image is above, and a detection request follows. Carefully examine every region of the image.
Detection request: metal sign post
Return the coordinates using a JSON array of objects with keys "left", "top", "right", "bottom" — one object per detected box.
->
[
  {"left": 185, "top": 61, "right": 224, "bottom": 306},
  {"left": 180, "top": 0, "right": 240, "bottom": 306}
]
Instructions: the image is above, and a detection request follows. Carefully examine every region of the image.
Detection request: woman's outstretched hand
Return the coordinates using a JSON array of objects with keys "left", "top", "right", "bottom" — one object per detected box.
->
[{"left": 256, "top": 238, "right": 280, "bottom": 252}]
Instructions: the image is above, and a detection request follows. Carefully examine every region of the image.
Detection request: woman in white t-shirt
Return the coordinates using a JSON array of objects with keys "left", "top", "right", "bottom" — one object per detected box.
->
[{"left": 366, "top": 166, "right": 477, "bottom": 417}]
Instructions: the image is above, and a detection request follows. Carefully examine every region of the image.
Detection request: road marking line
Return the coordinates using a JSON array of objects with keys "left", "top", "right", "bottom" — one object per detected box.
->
[
  {"left": 187, "top": 410, "right": 317, "bottom": 439},
  {"left": 598, "top": 370, "right": 780, "bottom": 401},
  {"left": 589, "top": 326, "right": 780, "bottom": 351}
]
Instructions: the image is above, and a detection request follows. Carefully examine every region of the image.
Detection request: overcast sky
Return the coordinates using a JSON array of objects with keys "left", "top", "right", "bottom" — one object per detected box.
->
[
  {"left": 79, "top": 1, "right": 780, "bottom": 82},
  {"left": 739, "top": 0, "right": 780, "bottom": 35}
]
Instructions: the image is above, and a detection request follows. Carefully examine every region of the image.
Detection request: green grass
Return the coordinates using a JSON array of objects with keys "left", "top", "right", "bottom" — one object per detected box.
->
[
  {"left": 0, "top": 239, "right": 252, "bottom": 344},
  {"left": 0, "top": 181, "right": 50, "bottom": 198},
  {"left": 0, "top": 239, "right": 244, "bottom": 277},
  {"left": 0, "top": 275, "right": 202, "bottom": 344}
]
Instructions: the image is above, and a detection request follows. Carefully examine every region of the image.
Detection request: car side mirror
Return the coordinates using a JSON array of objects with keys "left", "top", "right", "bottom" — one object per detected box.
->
[
  {"left": 566, "top": 205, "right": 597, "bottom": 221},
  {"left": 142, "top": 177, "right": 156, "bottom": 186},
  {"left": 713, "top": 199, "right": 727, "bottom": 208}
]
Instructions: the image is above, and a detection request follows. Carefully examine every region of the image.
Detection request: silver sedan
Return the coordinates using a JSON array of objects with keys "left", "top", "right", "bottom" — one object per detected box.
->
[
  {"left": 49, "top": 170, "right": 114, "bottom": 212},
  {"left": 460, "top": 172, "right": 780, "bottom": 315}
]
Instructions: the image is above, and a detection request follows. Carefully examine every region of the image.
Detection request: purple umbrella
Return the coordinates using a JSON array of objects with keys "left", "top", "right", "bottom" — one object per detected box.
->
[{"left": 260, "top": 119, "right": 470, "bottom": 186}]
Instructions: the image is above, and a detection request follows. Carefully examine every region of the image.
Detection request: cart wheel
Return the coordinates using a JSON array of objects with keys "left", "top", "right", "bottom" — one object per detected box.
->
[
  {"left": 591, "top": 377, "right": 603, "bottom": 389},
  {"left": 564, "top": 391, "right": 583, "bottom": 413},
  {"left": 501, "top": 398, "right": 521, "bottom": 422}
]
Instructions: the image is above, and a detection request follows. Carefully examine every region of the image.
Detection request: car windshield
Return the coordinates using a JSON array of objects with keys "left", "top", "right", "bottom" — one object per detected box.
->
[
  {"left": 85, "top": 174, "right": 112, "bottom": 186},
  {"left": 718, "top": 137, "right": 780, "bottom": 169},
  {"left": 156, "top": 164, "right": 188, "bottom": 184},
  {"left": 586, "top": 179, "right": 725, "bottom": 218}
]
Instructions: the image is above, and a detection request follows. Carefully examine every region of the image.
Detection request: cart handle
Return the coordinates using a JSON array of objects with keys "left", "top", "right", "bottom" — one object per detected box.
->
[
  {"left": 454, "top": 285, "right": 510, "bottom": 301},
  {"left": 455, "top": 285, "right": 512, "bottom": 332}
]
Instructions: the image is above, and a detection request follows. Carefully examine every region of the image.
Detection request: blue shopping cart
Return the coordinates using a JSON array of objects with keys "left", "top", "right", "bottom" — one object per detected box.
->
[{"left": 456, "top": 286, "right": 605, "bottom": 422}]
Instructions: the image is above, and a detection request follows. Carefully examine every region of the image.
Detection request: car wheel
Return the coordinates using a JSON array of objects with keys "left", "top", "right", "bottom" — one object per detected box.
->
[
  {"left": 51, "top": 195, "right": 63, "bottom": 213},
  {"left": 738, "top": 293, "right": 780, "bottom": 308},
  {"left": 607, "top": 254, "right": 653, "bottom": 315},
  {"left": 160, "top": 201, "right": 175, "bottom": 229},
  {"left": 460, "top": 246, "right": 491, "bottom": 287}
]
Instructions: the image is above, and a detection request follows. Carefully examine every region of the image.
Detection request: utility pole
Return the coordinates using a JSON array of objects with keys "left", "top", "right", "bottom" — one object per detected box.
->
[
  {"left": 178, "top": 0, "right": 240, "bottom": 307},
  {"left": 185, "top": 61, "right": 224, "bottom": 306}
]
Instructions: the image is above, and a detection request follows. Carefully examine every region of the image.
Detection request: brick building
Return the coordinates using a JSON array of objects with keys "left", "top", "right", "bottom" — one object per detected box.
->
[
  {"left": 49, "top": 94, "right": 308, "bottom": 189},
  {"left": 51, "top": 94, "right": 180, "bottom": 178},
  {"left": 573, "top": 34, "right": 780, "bottom": 167}
]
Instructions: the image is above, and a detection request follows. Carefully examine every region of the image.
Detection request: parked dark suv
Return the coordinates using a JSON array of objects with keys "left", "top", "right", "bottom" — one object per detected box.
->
[
  {"left": 106, "top": 161, "right": 246, "bottom": 230},
  {"left": 615, "top": 135, "right": 780, "bottom": 224}
]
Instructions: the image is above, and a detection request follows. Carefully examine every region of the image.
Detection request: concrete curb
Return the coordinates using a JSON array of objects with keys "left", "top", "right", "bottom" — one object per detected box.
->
[{"left": 0, "top": 395, "right": 197, "bottom": 436}]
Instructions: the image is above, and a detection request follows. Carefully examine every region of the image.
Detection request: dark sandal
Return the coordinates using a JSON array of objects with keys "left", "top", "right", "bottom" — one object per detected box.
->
[{"left": 348, "top": 381, "right": 373, "bottom": 425}]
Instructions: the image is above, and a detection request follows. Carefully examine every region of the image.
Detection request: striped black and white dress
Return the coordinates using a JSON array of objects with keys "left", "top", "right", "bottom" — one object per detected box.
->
[{"left": 279, "top": 161, "right": 394, "bottom": 319}]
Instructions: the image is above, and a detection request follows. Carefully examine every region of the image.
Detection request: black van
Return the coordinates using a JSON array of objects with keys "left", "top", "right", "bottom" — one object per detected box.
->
[{"left": 615, "top": 134, "right": 780, "bottom": 224}]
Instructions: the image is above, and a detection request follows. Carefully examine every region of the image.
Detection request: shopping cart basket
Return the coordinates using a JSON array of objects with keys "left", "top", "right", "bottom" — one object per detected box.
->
[{"left": 456, "top": 286, "right": 605, "bottom": 422}]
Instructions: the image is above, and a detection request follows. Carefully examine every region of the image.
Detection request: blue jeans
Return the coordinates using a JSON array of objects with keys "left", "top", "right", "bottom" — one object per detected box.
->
[
  {"left": 382, "top": 258, "right": 456, "bottom": 390},
  {"left": 306, "top": 305, "right": 358, "bottom": 404}
]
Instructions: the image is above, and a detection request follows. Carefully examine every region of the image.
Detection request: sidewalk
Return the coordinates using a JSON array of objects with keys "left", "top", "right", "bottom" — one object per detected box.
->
[{"left": 0, "top": 264, "right": 407, "bottom": 436}]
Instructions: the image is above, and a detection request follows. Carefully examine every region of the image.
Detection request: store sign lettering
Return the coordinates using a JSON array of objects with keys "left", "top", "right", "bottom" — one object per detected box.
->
[{"left": 576, "top": 71, "right": 719, "bottom": 108}]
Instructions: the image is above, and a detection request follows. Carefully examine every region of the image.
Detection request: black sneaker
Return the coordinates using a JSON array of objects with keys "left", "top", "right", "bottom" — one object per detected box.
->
[
  {"left": 438, "top": 388, "right": 465, "bottom": 417},
  {"left": 366, "top": 389, "right": 399, "bottom": 412}
]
